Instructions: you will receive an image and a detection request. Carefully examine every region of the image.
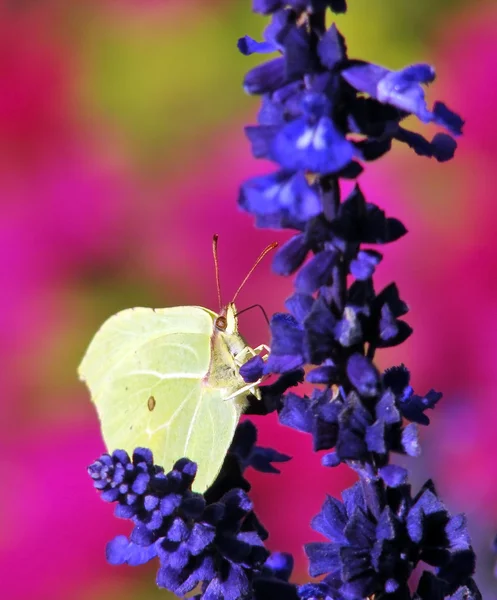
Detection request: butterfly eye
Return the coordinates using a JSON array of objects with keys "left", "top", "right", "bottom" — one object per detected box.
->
[{"left": 215, "top": 316, "right": 227, "bottom": 331}]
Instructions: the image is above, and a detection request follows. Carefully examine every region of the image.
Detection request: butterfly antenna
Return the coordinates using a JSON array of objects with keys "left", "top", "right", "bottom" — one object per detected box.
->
[
  {"left": 212, "top": 234, "right": 223, "bottom": 310},
  {"left": 235, "top": 304, "right": 270, "bottom": 325},
  {"left": 231, "top": 241, "right": 278, "bottom": 304}
]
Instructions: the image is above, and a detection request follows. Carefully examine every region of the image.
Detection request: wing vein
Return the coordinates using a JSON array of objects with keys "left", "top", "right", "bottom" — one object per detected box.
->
[
  {"left": 126, "top": 370, "right": 200, "bottom": 380},
  {"left": 183, "top": 388, "right": 203, "bottom": 455},
  {"left": 146, "top": 384, "right": 198, "bottom": 436}
]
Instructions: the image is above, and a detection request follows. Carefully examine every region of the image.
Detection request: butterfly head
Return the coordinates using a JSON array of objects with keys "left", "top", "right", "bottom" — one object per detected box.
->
[
  {"left": 215, "top": 302, "right": 238, "bottom": 335},
  {"left": 211, "top": 234, "right": 276, "bottom": 338}
]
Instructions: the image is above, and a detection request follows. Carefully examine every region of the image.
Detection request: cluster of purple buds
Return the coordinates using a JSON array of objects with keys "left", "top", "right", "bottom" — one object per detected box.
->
[{"left": 89, "top": 440, "right": 272, "bottom": 600}]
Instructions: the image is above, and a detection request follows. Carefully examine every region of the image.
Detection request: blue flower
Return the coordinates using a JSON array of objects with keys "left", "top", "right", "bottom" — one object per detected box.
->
[
  {"left": 88, "top": 447, "right": 169, "bottom": 509},
  {"left": 241, "top": 14, "right": 463, "bottom": 167},
  {"left": 242, "top": 11, "right": 314, "bottom": 95},
  {"left": 239, "top": 170, "right": 322, "bottom": 230},
  {"left": 266, "top": 187, "right": 405, "bottom": 296},
  {"left": 277, "top": 360, "right": 437, "bottom": 467},
  {"left": 244, "top": 59, "right": 288, "bottom": 95},
  {"left": 89, "top": 449, "right": 269, "bottom": 600},
  {"left": 350, "top": 249, "right": 382, "bottom": 280},
  {"left": 295, "top": 249, "right": 338, "bottom": 293},
  {"left": 264, "top": 313, "right": 306, "bottom": 373},
  {"left": 271, "top": 93, "right": 356, "bottom": 174},
  {"left": 205, "top": 418, "right": 293, "bottom": 502},
  {"left": 263, "top": 281, "right": 412, "bottom": 386},
  {"left": 238, "top": 10, "right": 289, "bottom": 57},
  {"left": 383, "top": 365, "right": 442, "bottom": 425},
  {"left": 298, "top": 581, "right": 338, "bottom": 600},
  {"left": 329, "top": 185, "right": 408, "bottom": 247},
  {"left": 318, "top": 23, "right": 347, "bottom": 70},
  {"left": 305, "top": 479, "right": 477, "bottom": 600},
  {"left": 395, "top": 128, "right": 458, "bottom": 162},
  {"left": 342, "top": 62, "right": 463, "bottom": 136}
]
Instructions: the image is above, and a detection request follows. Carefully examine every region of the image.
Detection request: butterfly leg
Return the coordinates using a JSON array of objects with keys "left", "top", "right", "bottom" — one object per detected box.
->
[
  {"left": 227, "top": 345, "right": 271, "bottom": 403},
  {"left": 234, "top": 344, "right": 270, "bottom": 367},
  {"left": 251, "top": 343, "right": 270, "bottom": 356},
  {"left": 224, "top": 344, "right": 272, "bottom": 404},
  {"left": 224, "top": 381, "right": 262, "bottom": 402}
]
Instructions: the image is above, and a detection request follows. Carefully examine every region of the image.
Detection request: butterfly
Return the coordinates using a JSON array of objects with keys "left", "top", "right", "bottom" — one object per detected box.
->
[{"left": 78, "top": 235, "right": 275, "bottom": 493}]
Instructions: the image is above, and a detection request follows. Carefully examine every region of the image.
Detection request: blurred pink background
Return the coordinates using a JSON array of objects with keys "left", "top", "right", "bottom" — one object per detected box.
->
[{"left": 1, "top": 0, "right": 496, "bottom": 598}]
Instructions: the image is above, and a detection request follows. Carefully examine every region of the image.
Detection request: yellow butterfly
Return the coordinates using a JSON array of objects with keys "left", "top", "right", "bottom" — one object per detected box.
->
[{"left": 79, "top": 236, "right": 275, "bottom": 493}]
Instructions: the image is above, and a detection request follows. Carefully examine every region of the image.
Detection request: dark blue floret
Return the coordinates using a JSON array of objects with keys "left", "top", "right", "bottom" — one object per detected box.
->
[
  {"left": 330, "top": 186, "right": 408, "bottom": 247},
  {"left": 370, "top": 283, "right": 412, "bottom": 348},
  {"left": 238, "top": 37, "right": 274, "bottom": 56},
  {"left": 262, "top": 551, "right": 294, "bottom": 581},
  {"left": 278, "top": 391, "right": 314, "bottom": 435},
  {"left": 383, "top": 365, "right": 442, "bottom": 425},
  {"left": 239, "top": 170, "right": 322, "bottom": 230},
  {"left": 271, "top": 93, "right": 356, "bottom": 174},
  {"left": 228, "top": 421, "right": 291, "bottom": 474},
  {"left": 244, "top": 125, "right": 280, "bottom": 159},
  {"left": 276, "top": 360, "right": 438, "bottom": 466},
  {"left": 264, "top": 313, "right": 305, "bottom": 373},
  {"left": 341, "top": 62, "right": 463, "bottom": 137},
  {"left": 254, "top": 553, "right": 298, "bottom": 600},
  {"left": 346, "top": 354, "right": 380, "bottom": 397},
  {"left": 302, "top": 295, "right": 338, "bottom": 364},
  {"left": 244, "top": 58, "right": 288, "bottom": 95},
  {"left": 414, "top": 571, "right": 482, "bottom": 600},
  {"left": 318, "top": 23, "right": 347, "bottom": 70},
  {"left": 295, "top": 249, "right": 338, "bottom": 293},
  {"left": 350, "top": 249, "right": 382, "bottom": 280},
  {"left": 273, "top": 235, "right": 310, "bottom": 276},
  {"left": 240, "top": 355, "right": 265, "bottom": 383},
  {"left": 395, "top": 128, "right": 458, "bottom": 162},
  {"left": 238, "top": 9, "right": 290, "bottom": 57},
  {"left": 298, "top": 581, "right": 339, "bottom": 600}
]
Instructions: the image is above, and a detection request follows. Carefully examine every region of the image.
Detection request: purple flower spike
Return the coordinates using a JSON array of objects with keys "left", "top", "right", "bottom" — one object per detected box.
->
[{"left": 89, "top": 446, "right": 274, "bottom": 600}]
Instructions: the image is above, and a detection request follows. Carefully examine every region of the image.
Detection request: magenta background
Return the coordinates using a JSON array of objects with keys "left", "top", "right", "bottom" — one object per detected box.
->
[{"left": 1, "top": 1, "right": 496, "bottom": 598}]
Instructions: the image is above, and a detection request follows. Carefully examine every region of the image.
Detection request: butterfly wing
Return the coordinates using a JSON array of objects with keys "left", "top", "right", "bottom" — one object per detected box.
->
[
  {"left": 79, "top": 306, "right": 241, "bottom": 492},
  {"left": 91, "top": 361, "right": 241, "bottom": 494},
  {"left": 79, "top": 306, "right": 213, "bottom": 396}
]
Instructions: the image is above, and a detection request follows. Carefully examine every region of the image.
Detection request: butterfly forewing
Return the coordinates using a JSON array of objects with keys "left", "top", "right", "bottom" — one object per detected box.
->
[{"left": 79, "top": 306, "right": 214, "bottom": 398}]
